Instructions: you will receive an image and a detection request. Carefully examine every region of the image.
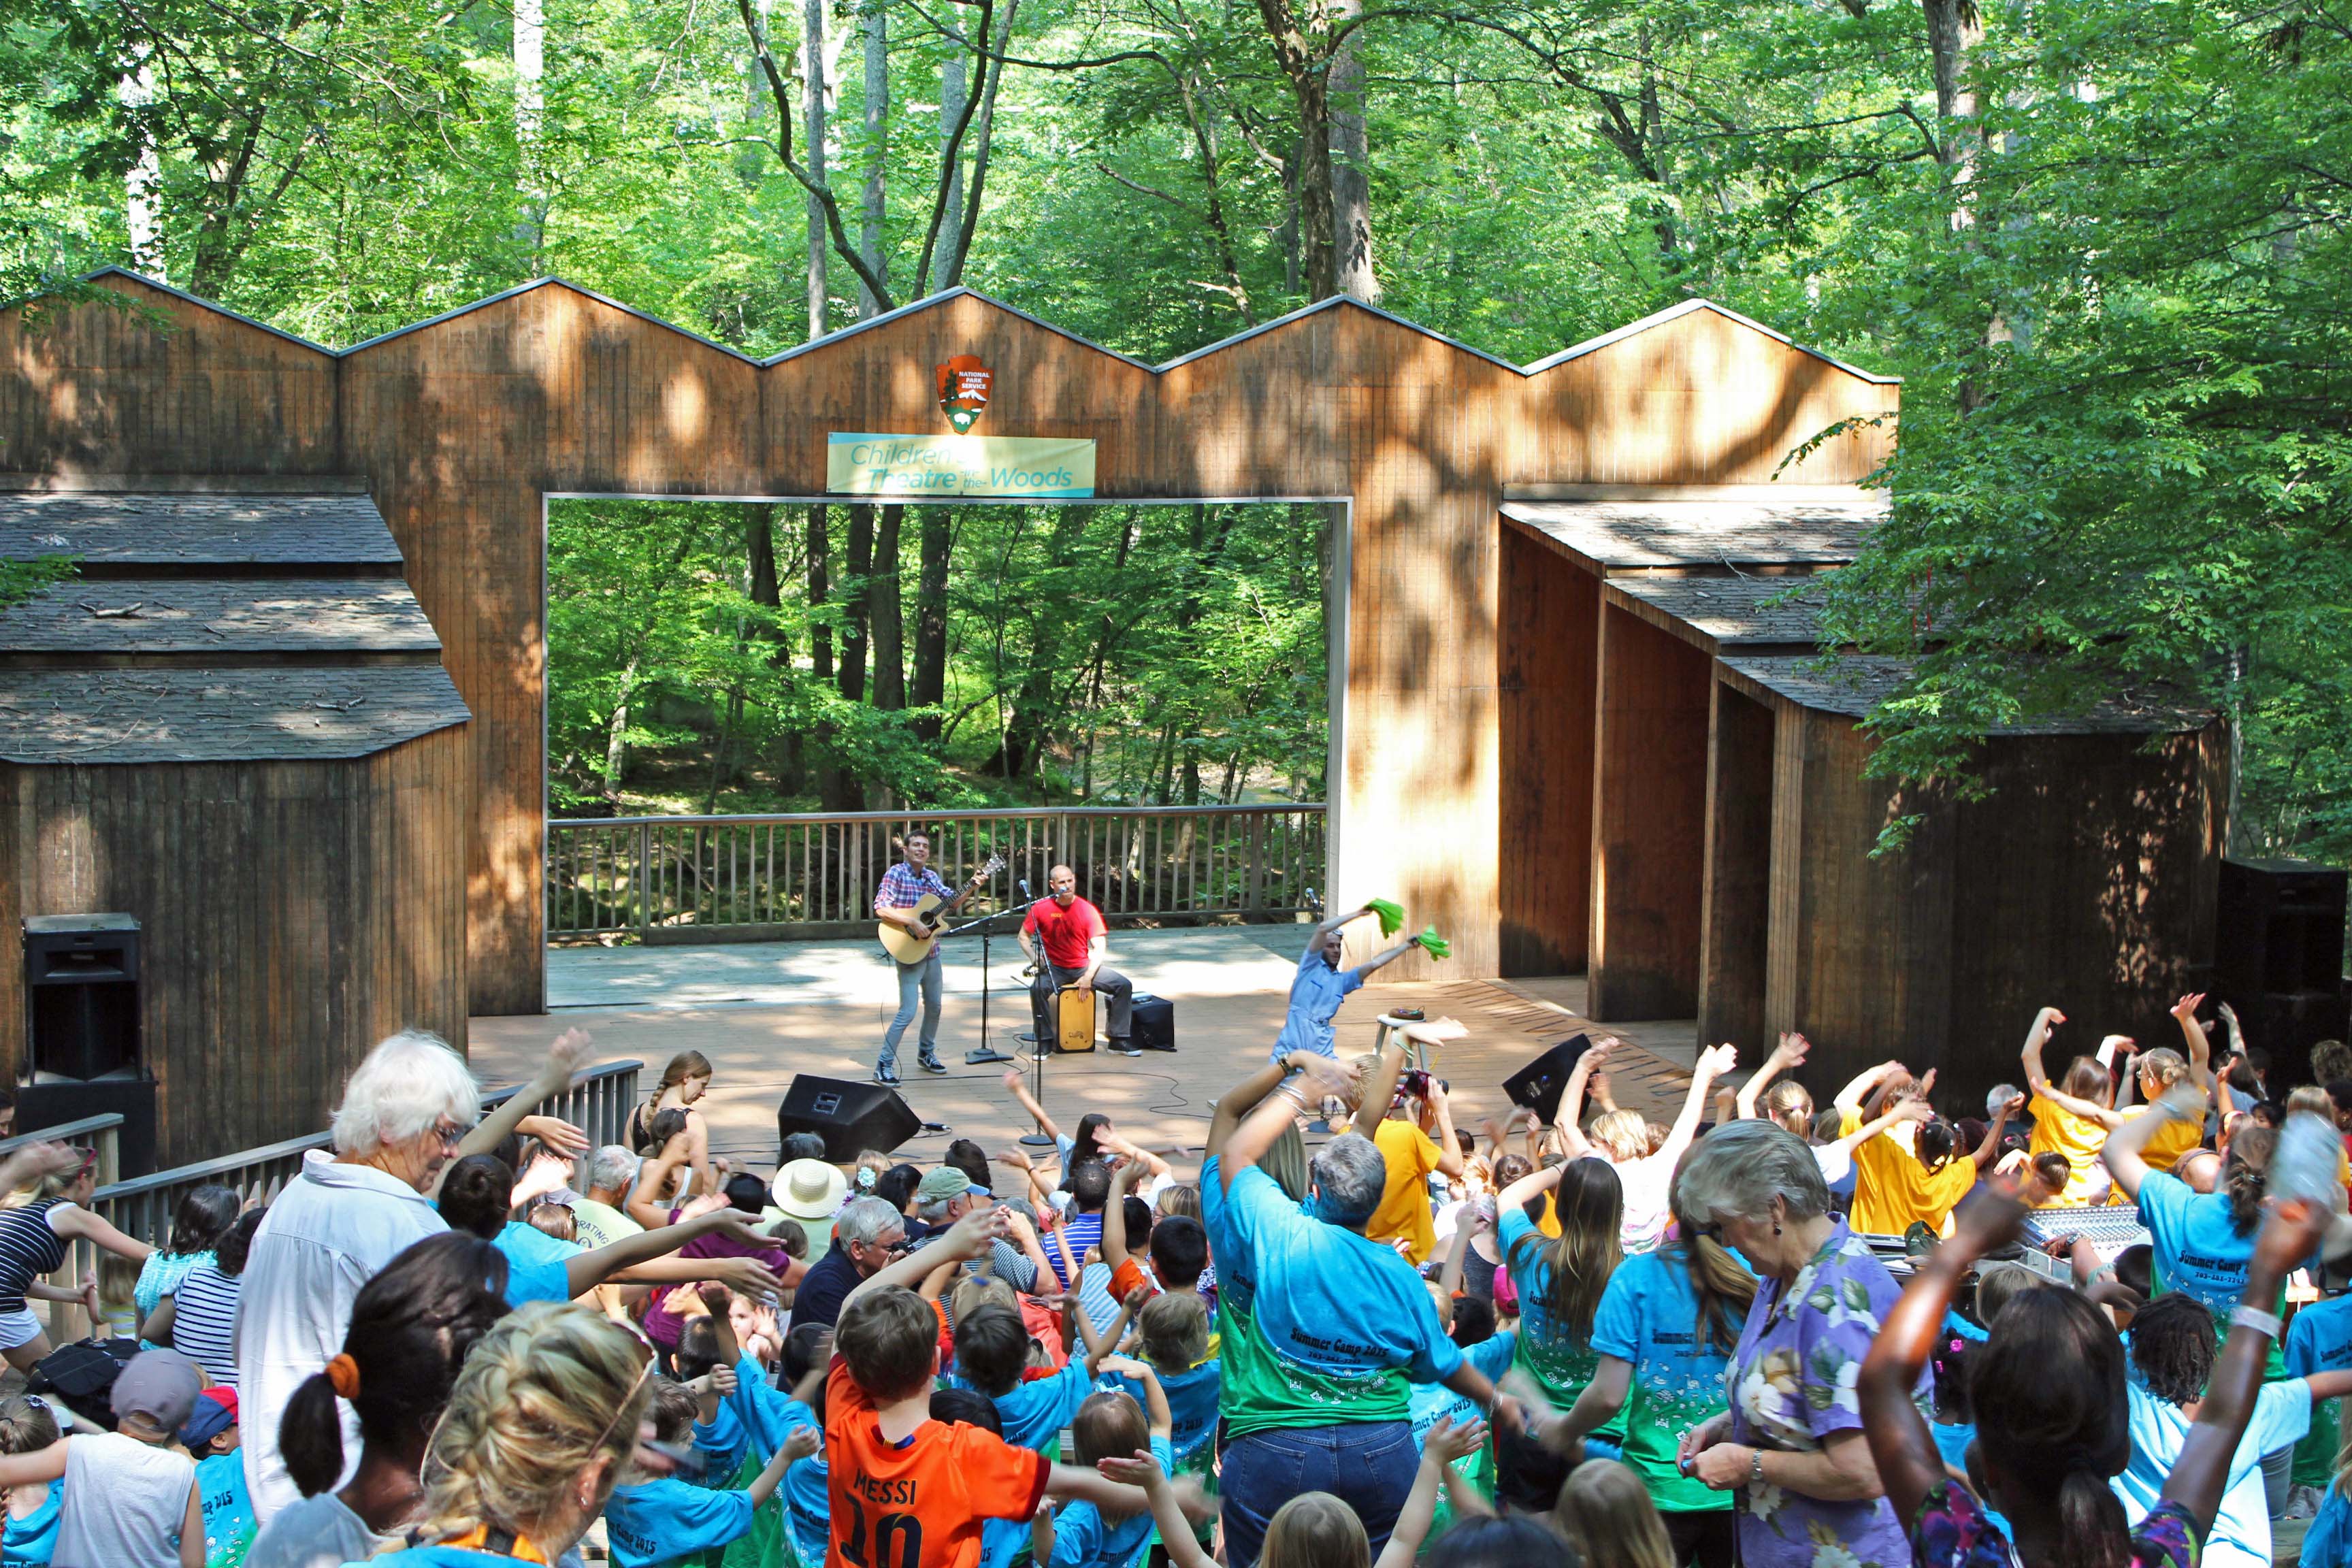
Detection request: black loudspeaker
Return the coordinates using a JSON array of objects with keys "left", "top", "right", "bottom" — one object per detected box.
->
[
  {"left": 2216, "top": 858, "right": 2349, "bottom": 1088},
  {"left": 776, "top": 1075, "right": 921, "bottom": 1163},
  {"left": 23, "top": 915, "right": 140, "bottom": 1081},
  {"left": 14, "top": 1079, "right": 158, "bottom": 1178},
  {"left": 1503, "top": 1034, "right": 1591, "bottom": 1126},
  {"left": 1131, "top": 995, "right": 1175, "bottom": 1052}
]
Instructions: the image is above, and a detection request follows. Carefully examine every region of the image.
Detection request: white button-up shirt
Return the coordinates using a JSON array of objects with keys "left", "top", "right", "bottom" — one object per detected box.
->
[{"left": 235, "top": 1149, "right": 447, "bottom": 1521}]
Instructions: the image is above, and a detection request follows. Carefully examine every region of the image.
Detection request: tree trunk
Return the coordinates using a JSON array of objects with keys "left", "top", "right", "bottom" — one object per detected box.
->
[
  {"left": 912, "top": 506, "right": 951, "bottom": 740},
  {"left": 802, "top": 0, "right": 830, "bottom": 338},
  {"left": 807, "top": 504, "right": 833, "bottom": 681},
  {"left": 746, "top": 504, "right": 798, "bottom": 783},
  {"left": 998, "top": 506, "right": 1088, "bottom": 783},
  {"left": 1326, "top": 0, "right": 1375, "bottom": 301},
  {"left": 870, "top": 504, "right": 906, "bottom": 710},
  {"left": 839, "top": 503, "right": 875, "bottom": 702},
  {"left": 933, "top": 51, "right": 965, "bottom": 294},
  {"left": 514, "top": 0, "right": 547, "bottom": 265},
  {"left": 858, "top": 0, "right": 889, "bottom": 317},
  {"left": 122, "top": 62, "right": 163, "bottom": 280},
  {"left": 1253, "top": 0, "right": 1337, "bottom": 298},
  {"left": 604, "top": 659, "right": 640, "bottom": 788}
]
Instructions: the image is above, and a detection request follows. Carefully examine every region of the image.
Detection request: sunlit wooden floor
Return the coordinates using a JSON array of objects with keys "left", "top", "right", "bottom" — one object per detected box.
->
[{"left": 474, "top": 930, "right": 1699, "bottom": 1188}]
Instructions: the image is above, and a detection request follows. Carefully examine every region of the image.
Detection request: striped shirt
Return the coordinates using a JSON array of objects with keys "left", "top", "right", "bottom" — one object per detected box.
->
[
  {"left": 0, "top": 1200, "right": 70, "bottom": 1313},
  {"left": 875, "top": 862, "right": 951, "bottom": 911},
  {"left": 169, "top": 1263, "right": 243, "bottom": 1385}
]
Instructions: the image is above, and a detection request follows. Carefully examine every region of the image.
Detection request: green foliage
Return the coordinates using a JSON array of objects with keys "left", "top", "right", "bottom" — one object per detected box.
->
[
  {"left": 0, "top": 555, "right": 72, "bottom": 611},
  {"left": 546, "top": 499, "right": 1324, "bottom": 812},
  {"left": 3, "top": 0, "right": 2347, "bottom": 855}
]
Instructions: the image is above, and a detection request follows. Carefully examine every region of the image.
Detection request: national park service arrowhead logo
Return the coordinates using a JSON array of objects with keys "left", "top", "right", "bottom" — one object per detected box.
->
[{"left": 937, "top": 355, "right": 992, "bottom": 434}]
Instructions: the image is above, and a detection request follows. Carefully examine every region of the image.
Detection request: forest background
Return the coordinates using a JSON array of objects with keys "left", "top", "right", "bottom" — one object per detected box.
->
[{"left": 3, "top": 0, "right": 2346, "bottom": 856}]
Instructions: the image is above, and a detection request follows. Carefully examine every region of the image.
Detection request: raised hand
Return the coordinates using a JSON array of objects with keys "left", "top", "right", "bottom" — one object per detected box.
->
[
  {"left": 539, "top": 1027, "right": 596, "bottom": 1085},
  {"left": 1002, "top": 1069, "right": 1026, "bottom": 1096},
  {"left": 1916, "top": 1067, "right": 1939, "bottom": 1102},
  {"left": 521, "top": 1116, "right": 591, "bottom": 1159},
  {"left": 1891, "top": 1098, "right": 1935, "bottom": 1125},
  {"left": 2172, "top": 992, "right": 2206, "bottom": 1022},
  {"left": 710, "top": 1363, "right": 739, "bottom": 1397},
  {"left": 1945, "top": 1183, "right": 2028, "bottom": 1263},
  {"left": 708, "top": 1258, "right": 784, "bottom": 1295},
  {"left": 1697, "top": 1043, "right": 1738, "bottom": 1079},
  {"left": 2254, "top": 1197, "right": 2332, "bottom": 1277},
  {"left": 1095, "top": 1452, "right": 1164, "bottom": 1489},
  {"left": 781, "top": 1426, "right": 823, "bottom": 1464},
  {"left": 1423, "top": 1414, "right": 1490, "bottom": 1465}
]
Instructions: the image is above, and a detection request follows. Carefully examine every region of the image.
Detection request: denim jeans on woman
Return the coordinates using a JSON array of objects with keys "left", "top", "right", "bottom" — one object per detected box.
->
[{"left": 1219, "top": 1419, "right": 1420, "bottom": 1568}]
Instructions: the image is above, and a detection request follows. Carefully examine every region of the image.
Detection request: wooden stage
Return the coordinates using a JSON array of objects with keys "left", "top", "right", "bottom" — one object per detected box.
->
[{"left": 471, "top": 932, "right": 1698, "bottom": 1187}]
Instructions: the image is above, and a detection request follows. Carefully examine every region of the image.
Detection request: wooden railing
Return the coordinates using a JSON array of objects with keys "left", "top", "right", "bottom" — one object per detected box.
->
[
  {"left": 547, "top": 804, "right": 1327, "bottom": 941},
  {"left": 34, "top": 1060, "right": 642, "bottom": 1341}
]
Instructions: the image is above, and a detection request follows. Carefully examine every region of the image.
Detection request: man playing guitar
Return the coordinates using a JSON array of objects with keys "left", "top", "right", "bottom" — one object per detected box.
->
[{"left": 871, "top": 829, "right": 983, "bottom": 1085}]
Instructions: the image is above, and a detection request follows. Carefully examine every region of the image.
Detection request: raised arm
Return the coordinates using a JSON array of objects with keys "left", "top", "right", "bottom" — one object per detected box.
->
[
  {"left": 625, "top": 1130, "right": 698, "bottom": 1230},
  {"left": 568, "top": 1211, "right": 782, "bottom": 1297},
  {"left": 1221, "top": 1056, "right": 1359, "bottom": 1192},
  {"left": 1824, "top": 1098, "right": 1932, "bottom": 1161},
  {"left": 1860, "top": 1185, "right": 2025, "bottom": 1520},
  {"left": 2159, "top": 1198, "right": 2330, "bottom": 1534},
  {"left": 458, "top": 1028, "right": 595, "bottom": 1161},
  {"left": 1094, "top": 1456, "right": 1214, "bottom": 1568},
  {"left": 1437, "top": 1205, "right": 1487, "bottom": 1297},
  {"left": 1737, "top": 1034, "right": 1810, "bottom": 1120},
  {"left": 2100, "top": 1082, "right": 2201, "bottom": 1201},
  {"left": 1426, "top": 1079, "right": 1465, "bottom": 1179},
  {"left": 1552, "top": 1039, "right": 1616, "bottom": 1160},
  {"left": 1373, "top": 1418, "right": 1489, "bottom": 1568},
  {"left": 1001, "top": 1070, "right": 1064, "bottom": 1145},
  {"left": 1352, "top": 936, "right": 1422, "bottom": 981},
  {"left": 1834, "top": 1061, "right": 1904, "bottom": 1123},
  {"left": 1207, "top": 1056, "right": 1298, "bottom": 1163},
  {"left": 1655, "top": 1044, "right": 1739, "bottom": 1171},
  {"left": 843, "top": 1209, "right": 1006, "bottom": 1311},
  {"left": 1496, "top": 1161, "right": 1565, "bottom": 1222},
  {"left": 1101, "top": 1160, "right": 1141, "bottom": 1277},
  {"left": 1967, "top": 1094, "right": 2025, "bottom": 1171},
  {"left": 2172, "top": 992, "right": 2215, "bottom": 1094},
  {"left": 2019, "top": 1007, "right": 2121, "bottom": 1127},
  {"left": 1351, "top": 1031, "right": 1412, "bottom": 1143},
  {"left": 1098, "top": 1130, "right": 1171, "bottom": 1183}
]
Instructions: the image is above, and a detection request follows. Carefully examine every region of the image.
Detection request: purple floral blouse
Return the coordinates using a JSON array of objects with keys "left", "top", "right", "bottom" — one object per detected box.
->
[
  {"left": 1911, "top": 1478, "right": 2200, "bottom": 1568},
  {"left": 1725, "top": 1220, "right": 1923, "bottom": 1568}
]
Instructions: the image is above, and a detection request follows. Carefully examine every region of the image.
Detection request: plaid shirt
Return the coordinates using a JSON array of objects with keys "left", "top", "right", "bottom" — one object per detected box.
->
[{"left": 875, "top": 860, "right": 953, "bottom": 912}]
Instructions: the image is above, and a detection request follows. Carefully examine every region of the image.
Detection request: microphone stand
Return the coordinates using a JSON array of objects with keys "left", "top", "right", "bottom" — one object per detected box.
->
[{"left": 946, "top": 892, "right": 1047, "bottom": 1067}]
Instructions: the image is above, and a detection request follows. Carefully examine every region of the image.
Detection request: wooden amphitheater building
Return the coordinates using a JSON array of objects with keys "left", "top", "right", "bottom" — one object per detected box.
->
[{"left": 0, "top": 270, "right": 2223, "bottom": 1159}]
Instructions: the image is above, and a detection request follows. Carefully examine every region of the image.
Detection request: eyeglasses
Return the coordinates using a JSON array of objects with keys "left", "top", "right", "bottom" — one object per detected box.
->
[{"left": 429, "top": 1120, "right": 468, "bottom": 1147}]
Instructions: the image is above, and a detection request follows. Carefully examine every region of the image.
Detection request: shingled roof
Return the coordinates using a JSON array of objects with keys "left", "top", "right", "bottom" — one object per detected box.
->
[
  {"left": 1501, "top": 493, "right": 1882, "bottom": 572},
  {"left": 1608, "top": 574, "right": 1831, "bottom": 651},
  {"left": 1719, "top": 654, "right": 2212, "bottom": 735},
  {"left": 0, "top": 492, "right": 404, "bottom": 570},
  {"left": 0, "top": 487, "right": 465, "bottom": 762}
]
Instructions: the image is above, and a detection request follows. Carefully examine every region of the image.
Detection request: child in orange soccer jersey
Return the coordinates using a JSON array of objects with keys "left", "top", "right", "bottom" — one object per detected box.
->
[{"left": 827, "top": 1209, "right": 1155, "bottom": 1568}]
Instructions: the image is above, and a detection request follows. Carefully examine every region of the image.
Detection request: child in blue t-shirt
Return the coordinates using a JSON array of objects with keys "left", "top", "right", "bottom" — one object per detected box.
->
[
  {"left": 603, "top": 1379, "right": 813, "bottom": 1568},
  {"left": 181, "top": 1392, "right": 252, "bottom": 1568},
  {"left": 0, "top": 1393, "right": 62, "bottom": 1567},
  {"left": 1034, "top": 1375, "right": 1171, "bottom": 1568},
  {"left": 1099, "top": 1293, "right": 1220, "bottom": 1471},
  {"left": 676, "top": 1316, "right": 750, "bottom": 1484},
  {"left": 959, "top": 1290, "right": 1130, "bottom": 1458}
]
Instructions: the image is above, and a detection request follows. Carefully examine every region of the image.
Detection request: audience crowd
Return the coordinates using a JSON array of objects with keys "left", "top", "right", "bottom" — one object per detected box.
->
[{"left": 0, "top": 981, "right": 2349, "bottom": 1568}]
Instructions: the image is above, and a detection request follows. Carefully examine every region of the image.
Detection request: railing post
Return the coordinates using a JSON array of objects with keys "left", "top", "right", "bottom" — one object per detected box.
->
[{"left": 636, "top": 818, "right": 653, "bottom": 939}]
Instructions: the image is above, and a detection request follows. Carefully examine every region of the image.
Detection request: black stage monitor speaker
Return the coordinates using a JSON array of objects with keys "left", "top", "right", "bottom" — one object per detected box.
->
[
  {"left": 776, "top": 1075, "right": 921, "bottom": 1163},
  {"left": 1503, "top": 1034, "right": 1592, "bottom": 1126},
  {"left": 2216, "top": 858, "right": 2350, "bottom": 1088},
  {"left": 1131, "top": 994, "right": 1175, "bottom": 1053},
  {"left": 24, "top": 915, "right": 140, "bottom": 1082}
]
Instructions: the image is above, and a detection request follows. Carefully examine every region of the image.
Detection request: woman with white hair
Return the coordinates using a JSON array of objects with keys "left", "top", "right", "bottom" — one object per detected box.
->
[
  {"left": 1670, "top": 1117, "right": 1914, "bottom": 1568},
  {"left": 238, "top": 1026, "right": 595, "bottom": 1524}
]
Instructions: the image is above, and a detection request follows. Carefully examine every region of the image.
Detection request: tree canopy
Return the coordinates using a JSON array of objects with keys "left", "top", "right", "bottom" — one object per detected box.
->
[{"left": 3, "top": 0, "right": 2345, "bottom": 853}]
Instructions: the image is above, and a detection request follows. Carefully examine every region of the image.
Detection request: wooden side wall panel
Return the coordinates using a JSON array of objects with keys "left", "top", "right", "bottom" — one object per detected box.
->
[
  {"left": 1698, "top": 679, "right": 1774, "bottom": 1049},
  {"left": 0, "top": 729, "right": 467, "bottom": 1163},
  {"left": 1937, "top": 728, "right": 2224, "bottom": 1109},
  {"left": 1588, "top": 603, "right": 1710, "bottom": 1018},
  {"left": 1498, "top": 526, "right": 1597, "bottom": 974},
  {"left": 0, "top": 276, "right": 340, "bottom": 478}
]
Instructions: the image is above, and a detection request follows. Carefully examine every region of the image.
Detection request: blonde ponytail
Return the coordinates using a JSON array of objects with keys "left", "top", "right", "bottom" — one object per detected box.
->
[{"left": 412, "top": 1302, "right": 652, "bottom": 1549}]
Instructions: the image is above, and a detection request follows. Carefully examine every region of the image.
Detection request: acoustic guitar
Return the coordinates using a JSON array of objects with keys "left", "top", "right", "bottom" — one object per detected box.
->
[{"left": 875, "top": 853, "right": 1005, "bottom": 964}]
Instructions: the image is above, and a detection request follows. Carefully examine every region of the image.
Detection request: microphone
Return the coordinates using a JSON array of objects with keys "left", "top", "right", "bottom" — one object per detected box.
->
[{"left": 1017, "top": 879, "right": 1031, "bottom": 901}]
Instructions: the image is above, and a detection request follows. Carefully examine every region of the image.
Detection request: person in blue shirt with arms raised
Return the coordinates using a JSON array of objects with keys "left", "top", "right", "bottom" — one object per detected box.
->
[
  {"left": 602, "top": 1378, "right": 812, "bottom": 1568},
  {"left": 1205, "top": 1028, "right": 1524, "bottom": 1568},
  {"left": 1265, "top": 902, "right": 1429, "bottom": 1066}
]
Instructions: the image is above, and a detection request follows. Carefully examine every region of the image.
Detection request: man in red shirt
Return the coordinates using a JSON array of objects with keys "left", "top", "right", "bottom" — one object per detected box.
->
[{"left": 1019, "top": 864, "right": 1137, "bottom": 1055}]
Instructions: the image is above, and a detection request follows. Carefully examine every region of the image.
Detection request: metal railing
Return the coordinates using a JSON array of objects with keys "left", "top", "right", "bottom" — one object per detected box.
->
[
  {"left": 547, "top": 803, "right": 1327, "bottom": 941},
  {"left": 33, "top": 1060, "right": 643, "bottom": 1342},
  {"left": 0, "top": 1115, "right": 124, "bottom": 1191}
]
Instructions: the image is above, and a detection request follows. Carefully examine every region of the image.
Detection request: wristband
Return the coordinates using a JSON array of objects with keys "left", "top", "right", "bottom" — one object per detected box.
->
[
  {"left": 1749, "top": 1449, "right": 1765, "bottom": 1485},
  {"left": 2231, "top": 1305, "right": 2283, "bottom": 1339}
]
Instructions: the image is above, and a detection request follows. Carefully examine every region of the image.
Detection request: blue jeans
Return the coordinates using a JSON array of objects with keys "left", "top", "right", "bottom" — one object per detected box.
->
[
  {"left": 1220, "top": 1420, "right": 1420, "bottom": 1568},
  {"left": 879, "top": 948, "right": 942, "bottom": 1068}
]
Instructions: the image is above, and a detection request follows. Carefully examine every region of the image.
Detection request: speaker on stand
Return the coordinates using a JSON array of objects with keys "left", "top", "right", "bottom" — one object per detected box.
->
[
  {"left": 20, "top": 915, "right": 157, "bottom": 1176},
  {"left": 2215, "top": 858, "right": 2349, "bottom": 1089}
]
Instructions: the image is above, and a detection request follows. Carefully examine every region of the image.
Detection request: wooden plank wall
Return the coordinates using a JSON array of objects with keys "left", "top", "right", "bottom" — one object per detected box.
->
[
  {"left": 1, "top": 275, "right": 1903, "bottom": 1017},
  {"left": 1588, "top": 603, "right": 1712, "bottom": 1018},
  {"left": 1697, "top": 677, "right": 1774, "bottom": 1049},
  {"left": 0, "top": 727, "right": 468, "bottom": 1162},
  {"left": 1748, "top": 692, "right": 2227, "bottom": 1116},
  {"left": 1498, "top": 524, "right": 1597, "bottom": 974}
]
